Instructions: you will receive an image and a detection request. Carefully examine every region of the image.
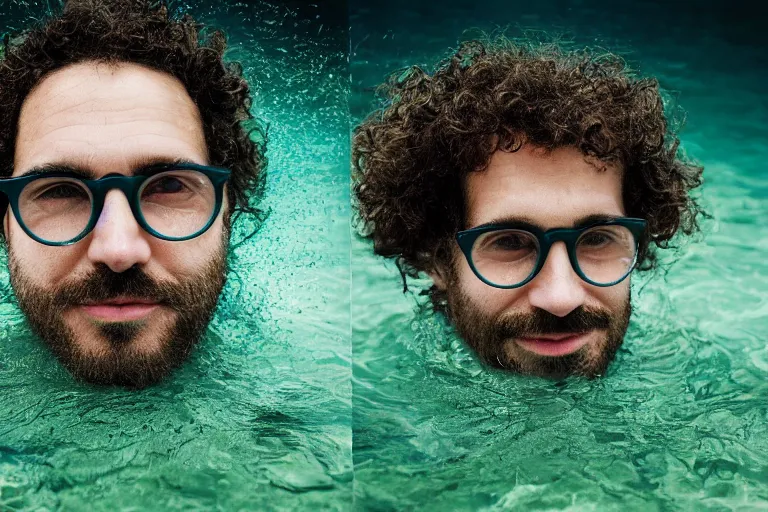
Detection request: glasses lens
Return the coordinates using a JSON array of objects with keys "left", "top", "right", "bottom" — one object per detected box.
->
[
  {"left": 18, "top": 177, "right": 93, "bottom": 243},
  {"left": 575, "top": 224, "right": 637, "bottom": 284},
  {"left": 138, "top": 170, "right": 217, "bottom": 239},
  {"left": 471, "top": 229, "right": 539, "bottom": 286}
]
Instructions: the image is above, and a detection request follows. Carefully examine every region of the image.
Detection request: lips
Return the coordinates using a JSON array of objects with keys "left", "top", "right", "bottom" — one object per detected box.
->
[
  {"left": 515, "top": 332, "right": 591, "bottom": 357},
  {"left": 79, "top": 297, "right": 160, "bottom": 322},
  {"left": 92, "top": 298, "right": 158, "bottom": 306}
]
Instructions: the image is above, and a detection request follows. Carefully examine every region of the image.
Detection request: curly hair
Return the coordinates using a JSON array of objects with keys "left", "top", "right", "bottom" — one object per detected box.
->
[
  {"left": 353, "top": 38, "right": 705, "bottom": 295},
  {"left": 0, "top": 0, "right": 267, "bottom": 238}
]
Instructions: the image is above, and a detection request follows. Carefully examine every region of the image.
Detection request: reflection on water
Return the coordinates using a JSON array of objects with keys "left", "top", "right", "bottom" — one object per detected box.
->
[
  {"left": 351, "top": 1, "right": 768, "bottom": 509},
  {"left": 0, "top": 1, "right": 351, "bottom": 510}
]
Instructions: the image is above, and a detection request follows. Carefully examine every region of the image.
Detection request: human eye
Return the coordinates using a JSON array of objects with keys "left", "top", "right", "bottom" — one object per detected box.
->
[
  {"left": 143, "top": 175, "right": 187, "bottom": 195},
  {"left": 579, "top": 230, "right": 614, "bottom": 247},
  {"left": 491, "top": 233, "right": 533, "bottom": 250},
  {"left": 479, "top": 230, "right": 537, "bottom": 253},
  {"left": 473, "top": 229, "right": 537, "bottom": 266},
  {"left": 34, "top": 181, "right": 89, "bottom": 201},
  {"left": 578, "top": 225, "right": 634, "bottom": 252}
]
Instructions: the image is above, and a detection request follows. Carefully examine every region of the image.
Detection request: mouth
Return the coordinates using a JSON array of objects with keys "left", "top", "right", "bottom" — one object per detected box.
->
[
  {"left": 515, "top": 331, "right": 592, "bottom": 357},
  {"left": 79, "top": 297, "right": 161, "bottom": 322}
]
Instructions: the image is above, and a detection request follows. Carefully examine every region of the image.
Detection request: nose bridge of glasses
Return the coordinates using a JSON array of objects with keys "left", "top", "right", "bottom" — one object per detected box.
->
[
  {"left": 91, "top": 176, "right": 145, "bottom": 227},
  {"left": 540, "top": 227, "right": 582, "bottom": 268}
]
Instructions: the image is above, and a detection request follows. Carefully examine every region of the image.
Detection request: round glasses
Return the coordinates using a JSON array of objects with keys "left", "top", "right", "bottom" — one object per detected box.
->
[
  {"left": 455, "top": 218, "right": 647, "bottom": 289},
  {"left": 0, "top": 163, "right": 230, "bottom": 246}
]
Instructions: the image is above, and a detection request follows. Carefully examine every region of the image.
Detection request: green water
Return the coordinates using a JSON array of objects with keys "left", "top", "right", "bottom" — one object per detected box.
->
[
  {"left": 1, "top": 0, "right": 767, "bottom": 510},
  {"left": 351, "top": 1, "right": 768, "bottom": 510},
  {"left": 0, "top": 1, "right": 351, "bottom": 510}
]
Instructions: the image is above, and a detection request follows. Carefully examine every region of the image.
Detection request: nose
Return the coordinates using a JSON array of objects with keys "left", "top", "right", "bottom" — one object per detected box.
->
[
  {"left": 86, "top": 190, "right": 151, "bottom": 273},
  {"left": 526, "top": 241, "right": 587, "bottom": 317}
]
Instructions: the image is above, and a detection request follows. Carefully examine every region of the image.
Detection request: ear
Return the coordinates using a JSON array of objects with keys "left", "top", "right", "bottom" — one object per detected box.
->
[{"left": 427, "top": 266, "right": 447, "bottom": 290}]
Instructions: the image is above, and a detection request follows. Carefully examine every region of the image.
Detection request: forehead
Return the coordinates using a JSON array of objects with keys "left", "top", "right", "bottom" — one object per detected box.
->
[
  {"left": 465, "top": 145, "right": 625, "bottom": 229},
  {"left": 14, "top": 61, "right": 208, "bottom": 176}
]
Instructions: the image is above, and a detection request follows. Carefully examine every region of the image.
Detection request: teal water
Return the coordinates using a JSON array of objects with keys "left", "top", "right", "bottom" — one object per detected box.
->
[
  {"left": 1, "top": 0, "right": 766, "bottom": 510},
  {"left": 351, "top": 1, "right": 768, "bottom": 510},
  {"left": 0, "top": 1, "right": 351, "bottom": 510}
]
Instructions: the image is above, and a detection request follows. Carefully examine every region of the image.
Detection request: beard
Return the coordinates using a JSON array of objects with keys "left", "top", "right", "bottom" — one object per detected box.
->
[
  {"left": 8, "top": 247, "right": 227, "bottom": 389},
  {"left": 444, "top": 281, "right": 631, "bottom": 379}
]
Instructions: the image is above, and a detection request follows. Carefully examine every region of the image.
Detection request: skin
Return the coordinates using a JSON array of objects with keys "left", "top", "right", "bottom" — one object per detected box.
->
[
  {"left": 4, "top": 61, "right": 227, "bottom": 378},
  {"left": 432, "top": 144, "right": 631, "bottom": 377}
]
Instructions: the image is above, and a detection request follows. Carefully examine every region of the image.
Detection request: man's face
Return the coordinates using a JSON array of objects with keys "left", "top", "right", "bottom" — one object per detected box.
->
[
  {"left": 436, "top": 144, "right": 631, "bottom": 379},
  {"left": 3, "top": 61, "right": 228, "bottom": 388}
]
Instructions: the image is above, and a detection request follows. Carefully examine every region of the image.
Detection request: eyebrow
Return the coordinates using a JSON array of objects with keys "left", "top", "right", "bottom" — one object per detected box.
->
[
  {"left": 473, "top": 213, "right": 626, "bottom": 230},
  {"left": 19, "top": 164, "right": 95, "bottom": 179},
  {"left": 18, "top": 157, "right": 200, "bottom": 179}
]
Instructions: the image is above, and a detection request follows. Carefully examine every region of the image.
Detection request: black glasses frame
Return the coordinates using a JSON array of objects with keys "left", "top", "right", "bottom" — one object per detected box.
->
[
  {"left": 0, "top": 163, "right": 230, "bottom": 246},
  {"left": 455, "top": 217, "right": 647, "bottom": 288}
]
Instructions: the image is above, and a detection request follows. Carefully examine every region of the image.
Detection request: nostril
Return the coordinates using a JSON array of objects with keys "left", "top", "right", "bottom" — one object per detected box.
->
[{"left": 527, "top": 265, "right": 586, "bottom": 317}]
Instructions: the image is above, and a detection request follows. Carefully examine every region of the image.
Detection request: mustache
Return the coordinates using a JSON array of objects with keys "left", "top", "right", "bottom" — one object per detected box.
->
[
  {"left": 51, "top": 264, "right": 180, "bottom": 307},
  {"left": 495, "top": 305, "right": 612, "bottom": 339}
]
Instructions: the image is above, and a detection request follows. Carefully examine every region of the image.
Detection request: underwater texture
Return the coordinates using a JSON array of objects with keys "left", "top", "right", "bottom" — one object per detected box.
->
[
  {"left": 0, "top": 0, "right": 351, "bottom": 510},
  {"left": 351, "top": 0, "right": 768, "bottom": 510}
]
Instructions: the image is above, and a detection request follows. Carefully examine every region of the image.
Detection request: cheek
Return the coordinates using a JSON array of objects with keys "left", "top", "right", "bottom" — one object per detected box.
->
[
  {"left": 591, "top": 279, "right": 630, "bottom": 311},
  {"left": 151, "top": 217, "right": 227, "bottom": 273},
  {"left": 455, "top": 255, "right": 524, "bottom": 316},
  {"left": 7, "top": 228, "right": 84, "bottom": 285}
]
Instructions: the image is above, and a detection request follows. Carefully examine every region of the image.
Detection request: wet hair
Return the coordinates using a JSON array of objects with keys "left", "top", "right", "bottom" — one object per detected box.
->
[
  {"left": 0, "top": 0, "right": 267, "bottom": 238},
  {"left": 353, "top": 38, "right": 705, "bottom": 298}
]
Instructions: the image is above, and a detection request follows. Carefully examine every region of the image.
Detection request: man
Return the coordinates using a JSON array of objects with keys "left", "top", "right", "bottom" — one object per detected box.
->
[
  {"left": 0, "top": 0, "right": 266, "bottom": 388},
  {"left": 353, "top": 39, "right": 704, "bottom": 379}
]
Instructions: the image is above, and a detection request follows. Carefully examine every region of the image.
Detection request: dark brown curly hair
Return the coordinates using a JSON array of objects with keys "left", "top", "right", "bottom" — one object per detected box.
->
[
  {"left": 0, "top": 0, "right": 267, "bottom": 238},
  {"left": 353, "top": 38, "right": 705, "bottom": 295}
]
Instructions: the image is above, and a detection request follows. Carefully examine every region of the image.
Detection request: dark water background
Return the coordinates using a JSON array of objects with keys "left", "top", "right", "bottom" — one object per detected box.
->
[{"left": 351, "top": 1, "right": 768, "bottom": 510}]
